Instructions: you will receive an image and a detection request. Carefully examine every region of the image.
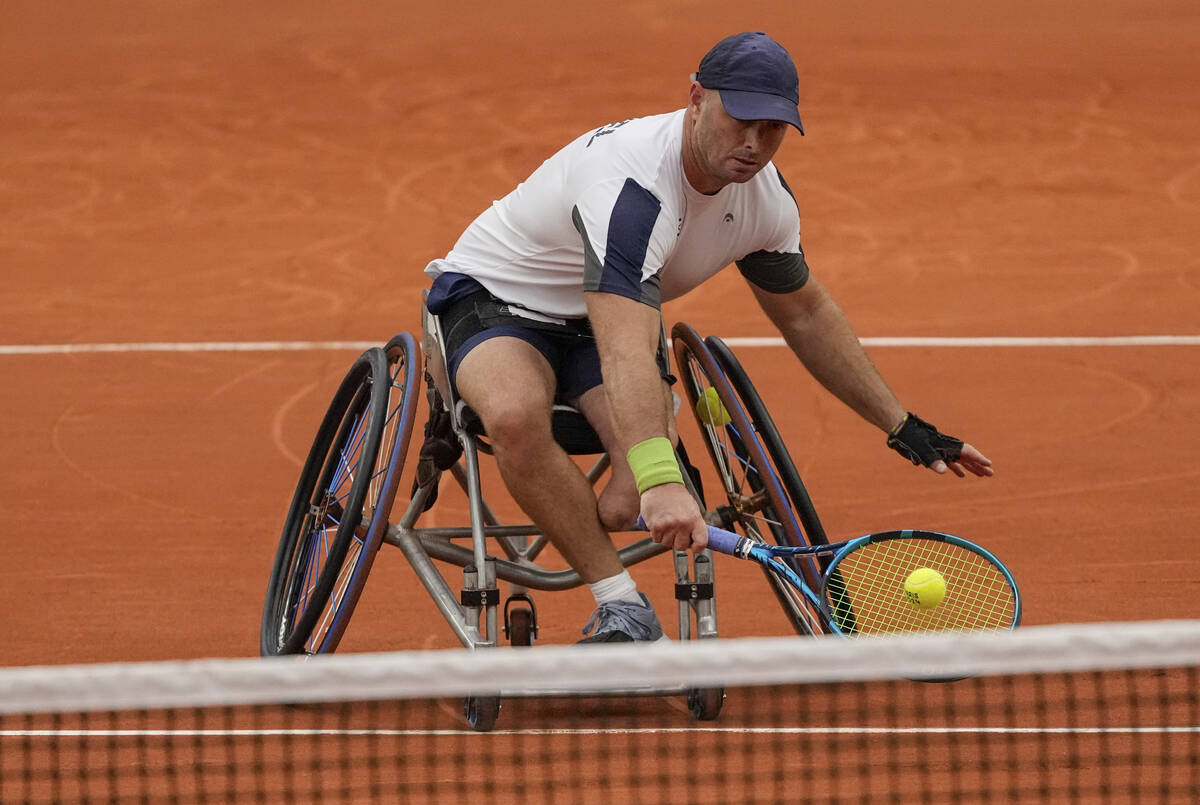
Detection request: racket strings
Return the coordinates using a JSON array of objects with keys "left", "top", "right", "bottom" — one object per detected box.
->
[{"left": 828, "top": 538, "right": 1016, "bottom": 634}]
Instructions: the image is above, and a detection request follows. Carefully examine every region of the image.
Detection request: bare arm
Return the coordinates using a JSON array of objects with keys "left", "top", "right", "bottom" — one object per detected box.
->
[
  {"left": 585, "top": 291, "right": 709, "bottom": 548},
  {"left": 584, "top": 291, "right": 672, "bottom": 448},
  {"left": 752, "top": 277, "right": 905, "bottom": 431},
  {"left": 750, "top": 278, "right": 993, "bottom": 477}
]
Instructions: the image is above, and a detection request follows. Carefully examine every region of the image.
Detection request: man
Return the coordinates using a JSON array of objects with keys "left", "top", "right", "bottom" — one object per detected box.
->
[{"left": 423, "top": 31, "right": 993, "bottom": 643}]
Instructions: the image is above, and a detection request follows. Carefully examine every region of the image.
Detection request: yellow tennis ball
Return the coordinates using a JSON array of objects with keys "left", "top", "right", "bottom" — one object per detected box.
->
[
  {"left": 904, "top": 567, "right": 947, "bottom": 610},
  {"left": 695, "top": 386, "right": 732, "bottom": 427}
]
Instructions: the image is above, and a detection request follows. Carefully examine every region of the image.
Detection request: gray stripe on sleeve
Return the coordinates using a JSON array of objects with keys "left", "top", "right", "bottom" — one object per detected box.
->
[{"left": 573, "top": 205, "right": 605, "bottom": 284}]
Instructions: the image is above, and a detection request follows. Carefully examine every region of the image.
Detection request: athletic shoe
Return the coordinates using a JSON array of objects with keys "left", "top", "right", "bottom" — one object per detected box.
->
[{"left": 578, "top": 592, "right": 666, "bottom": 643}]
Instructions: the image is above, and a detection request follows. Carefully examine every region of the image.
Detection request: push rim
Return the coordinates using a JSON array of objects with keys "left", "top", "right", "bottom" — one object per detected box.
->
[
  {"left": 671, "top": 323, "right": 825, "bottom": 636},
  {"left": 308, "top": 333, "right": 422, "bottom": 653}
]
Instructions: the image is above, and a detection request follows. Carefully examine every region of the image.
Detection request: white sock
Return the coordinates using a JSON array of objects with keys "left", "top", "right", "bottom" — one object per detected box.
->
[{"left": 588, "top": 570, "right": 643, "bottom": 606}]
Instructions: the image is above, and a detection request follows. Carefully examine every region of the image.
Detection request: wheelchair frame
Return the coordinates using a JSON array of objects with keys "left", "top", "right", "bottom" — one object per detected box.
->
[
  {"left": 261, "top": 303, "right": 836, "bottom": 730},
  {"left": 382, "top": 300, "right": 721, "bottom": 655}
]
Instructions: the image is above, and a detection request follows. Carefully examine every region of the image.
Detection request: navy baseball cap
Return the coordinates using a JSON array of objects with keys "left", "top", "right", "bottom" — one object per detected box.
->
[{"left": 695, "top": 32, "right": 804, "bottom": 134}]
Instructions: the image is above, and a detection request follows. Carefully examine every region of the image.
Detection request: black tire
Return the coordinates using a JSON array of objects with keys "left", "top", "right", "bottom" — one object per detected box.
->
[
  {"left": 671, "top": 323, "right": 826, "bottom": 636},
  {"left": 464, "top": 695, "right": 501, "bottom": 732},
  {"left": 261, "top": 340, "right": 418, "bottom": 655},
  {"left": 507, "top": 607, "right": 535, "bottom": 647},
  {"left": 687, "top": 686, "right": 725, "bottom": 721}
]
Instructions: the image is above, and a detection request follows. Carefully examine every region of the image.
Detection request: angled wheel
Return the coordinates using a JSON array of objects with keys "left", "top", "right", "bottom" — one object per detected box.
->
[
  {"left": 261, "top": 336, "right": 420, "bottom": 655},
  {"left": 672, "top": 323, "right": 825, "bottom": 636},
  {"left": 705, "top": 336, "right": 830, "bottom": 548},
  {"left": 707, "top": 336, "right": 859, "bottom": 633},
  {"left": 311, "top": 333, "right": 422, "bottom": 652}
]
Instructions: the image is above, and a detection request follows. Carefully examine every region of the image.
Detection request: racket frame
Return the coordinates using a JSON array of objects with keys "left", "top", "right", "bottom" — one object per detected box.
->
[{"left": 705, "top": 526, "right": 1022, "bottom": 636}]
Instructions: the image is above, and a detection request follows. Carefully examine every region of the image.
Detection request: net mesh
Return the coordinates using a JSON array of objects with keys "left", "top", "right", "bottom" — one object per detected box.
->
[{"left": 2, "top": 621, "right": 1197, "bottom": 804}]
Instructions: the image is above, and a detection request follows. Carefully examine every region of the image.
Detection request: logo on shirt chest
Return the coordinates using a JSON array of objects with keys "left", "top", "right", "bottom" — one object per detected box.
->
[{"left": 723, "top": 212, "right": 735, "bottom": 224}]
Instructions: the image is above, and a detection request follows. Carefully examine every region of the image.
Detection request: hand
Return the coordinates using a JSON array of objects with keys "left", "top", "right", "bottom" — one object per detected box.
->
[
  {"left": 640, "top": 483, "right": 708, "bottom": 551},
  {"left": 888, "top": 412, "right": 994, "bottom": 477},
  {"left": 934, "top": 442, "right": 994, "bottom": 477}
]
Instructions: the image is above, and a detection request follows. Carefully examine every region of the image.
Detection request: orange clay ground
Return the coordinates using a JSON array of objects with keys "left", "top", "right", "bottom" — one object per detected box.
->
[{"left": 2, "top": 0, "right": 1198, "bottom": 667}]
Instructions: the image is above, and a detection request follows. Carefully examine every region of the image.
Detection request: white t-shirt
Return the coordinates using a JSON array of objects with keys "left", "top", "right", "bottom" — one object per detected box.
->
[{"left": 425, "top": 109, "right": 808, "bottom": 319}]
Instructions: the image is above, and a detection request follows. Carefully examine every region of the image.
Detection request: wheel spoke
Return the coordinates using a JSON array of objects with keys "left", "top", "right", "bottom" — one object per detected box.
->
[{"left": 330, "top": 408, "right": 369, "bottom": 492}]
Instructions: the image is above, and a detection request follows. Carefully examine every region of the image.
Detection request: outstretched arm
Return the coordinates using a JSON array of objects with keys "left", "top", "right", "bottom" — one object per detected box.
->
[
  {"left": 750, "top": 277, "right": 993, "bottom": 477},
  {"left": 585, "top": 291, "right": 710, "bottom": 548}
]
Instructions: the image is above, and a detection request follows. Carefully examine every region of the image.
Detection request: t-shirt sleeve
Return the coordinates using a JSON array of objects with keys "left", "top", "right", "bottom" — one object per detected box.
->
[
  {"left": 735, "top": 167, "right": 809, "bottom": 294},
  {"left": 735, "top": 248, "right": 809, "bottom": 293},
  {"left": 572, "top": 177, "right": 673, "bottom": 309}
]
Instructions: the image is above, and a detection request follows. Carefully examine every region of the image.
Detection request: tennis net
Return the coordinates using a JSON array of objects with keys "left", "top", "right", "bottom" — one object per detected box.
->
[{"left": 2, "top": 620, "right": 1198, "bottom": 804}]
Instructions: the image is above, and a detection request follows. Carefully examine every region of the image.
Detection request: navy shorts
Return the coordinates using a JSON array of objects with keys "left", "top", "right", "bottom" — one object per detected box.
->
[{"left": 426, "top": 272, "right": 671, "bottom": 404}]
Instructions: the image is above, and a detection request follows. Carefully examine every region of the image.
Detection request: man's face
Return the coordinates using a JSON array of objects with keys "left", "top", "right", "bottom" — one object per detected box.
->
[{"left": 689, "top": 88, "right": 788, "bottom": 191}]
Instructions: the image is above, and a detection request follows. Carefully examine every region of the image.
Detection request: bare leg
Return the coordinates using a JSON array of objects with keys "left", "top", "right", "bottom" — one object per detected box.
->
[{"left": 455, "top": 337, "right": 624, "bottom": 583}]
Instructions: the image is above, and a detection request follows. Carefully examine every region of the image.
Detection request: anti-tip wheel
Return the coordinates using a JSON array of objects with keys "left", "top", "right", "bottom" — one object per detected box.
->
[
  {"left": 464, "top": 695, "right": 501, "bottom": 732},
  {"left": 687, "top": 686, "right": 725, "bottom": 721}
]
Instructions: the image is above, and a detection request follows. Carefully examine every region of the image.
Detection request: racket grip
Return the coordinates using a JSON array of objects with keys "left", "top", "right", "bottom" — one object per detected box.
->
[
  {"left": 634, "top": 517, "right": 744, "bottom": 556},
  {"left": 703, "top": 525, "right": 742, "bottom": 556}
]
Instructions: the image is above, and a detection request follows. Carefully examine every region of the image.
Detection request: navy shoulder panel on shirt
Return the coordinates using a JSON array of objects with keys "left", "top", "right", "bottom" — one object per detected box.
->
[{"left": 575, "top": 178, "right": 663, "bottom": 308}]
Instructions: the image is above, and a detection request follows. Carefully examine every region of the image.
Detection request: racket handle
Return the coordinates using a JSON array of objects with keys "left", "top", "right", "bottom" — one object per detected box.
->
[
  {"left": 703, "top": 525, "right": 743, "bottom": 556},
  {"left": 634, "top": 517, "right": 746, "bottom": 557}
]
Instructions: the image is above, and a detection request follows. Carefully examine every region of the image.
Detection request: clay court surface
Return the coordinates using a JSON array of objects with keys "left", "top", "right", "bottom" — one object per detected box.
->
[{"left": 3, "top": 0, "right": 1199, "bottom": 669}]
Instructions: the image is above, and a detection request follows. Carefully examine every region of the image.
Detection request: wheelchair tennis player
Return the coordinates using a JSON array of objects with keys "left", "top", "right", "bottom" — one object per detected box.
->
[{"left": 421, "top": 31, "right": 993, "bottom": 644}]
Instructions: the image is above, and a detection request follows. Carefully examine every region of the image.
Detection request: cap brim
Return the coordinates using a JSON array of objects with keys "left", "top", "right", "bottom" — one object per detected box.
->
[{"left": 718, "top": 88, "right": 804, "bottom": 134}]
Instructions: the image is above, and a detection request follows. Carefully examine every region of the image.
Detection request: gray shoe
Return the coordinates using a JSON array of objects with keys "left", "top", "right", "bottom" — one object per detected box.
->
[{"left": 578, "top": 592, "right": 665, "bottom": 643}]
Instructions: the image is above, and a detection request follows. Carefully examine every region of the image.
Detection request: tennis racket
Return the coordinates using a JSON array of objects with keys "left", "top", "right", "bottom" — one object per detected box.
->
[{"left": 700, "top": 524, "right": 1021, "bottom": 636}]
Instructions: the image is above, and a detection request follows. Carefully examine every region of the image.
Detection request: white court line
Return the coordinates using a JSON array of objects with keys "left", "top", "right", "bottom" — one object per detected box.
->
[
  {"left": 3, "top": 726, "right": 1199, "bottom": 738},
  {"left": 736, "top": 335, "right": 1200, "bottom": 348},
  {"left": 1, "top": 336, "right": 1199, "bottom": 356},
  {"left": 0, "top": 341, "right": 379, "bottom": 356}
]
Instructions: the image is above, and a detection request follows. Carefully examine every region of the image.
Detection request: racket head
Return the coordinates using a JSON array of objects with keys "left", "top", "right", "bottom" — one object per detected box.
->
[{"left": 820, "top": 530, "right": 1021, "bottom": 636}]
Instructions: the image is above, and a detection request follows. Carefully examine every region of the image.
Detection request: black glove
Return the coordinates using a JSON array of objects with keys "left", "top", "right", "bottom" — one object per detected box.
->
[{"left": 887, "top": 413, "right": 963, "bottom": 467}]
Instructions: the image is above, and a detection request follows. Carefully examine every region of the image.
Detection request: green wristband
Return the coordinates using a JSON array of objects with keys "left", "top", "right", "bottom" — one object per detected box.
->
[{"left": 626, "top": 437, "right": 685, "bottom": 495}]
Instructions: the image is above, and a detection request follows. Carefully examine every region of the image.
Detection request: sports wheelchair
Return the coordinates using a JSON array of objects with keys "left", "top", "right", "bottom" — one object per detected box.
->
[{"left": 260, "top": 302, "right": 835, "bottom": 730}]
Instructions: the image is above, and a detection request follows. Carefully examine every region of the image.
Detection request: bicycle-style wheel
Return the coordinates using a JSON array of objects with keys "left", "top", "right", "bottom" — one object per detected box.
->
[
  {"left": 706, "top": 335, "right": 859, "bottom": 634},
  {"left": 672, "top": 323, "right": 826, "bottom": 636},
  {"left": 261, "top": 345, "right": 408, "bottom": 656},
  {"left": 705, "top": 336, "right": 829, "bottom": 547},
  {"left": 304, "top": 333, "right": 422, "bottom": 653}
]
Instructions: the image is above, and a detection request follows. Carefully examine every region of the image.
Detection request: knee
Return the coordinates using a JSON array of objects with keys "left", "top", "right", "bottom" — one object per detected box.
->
[
  {"left": 597, "top": 485, "right": 640, "bottom": 532},
  {"left": 481, "top": 404, "right": 552, "bottom": 460}
]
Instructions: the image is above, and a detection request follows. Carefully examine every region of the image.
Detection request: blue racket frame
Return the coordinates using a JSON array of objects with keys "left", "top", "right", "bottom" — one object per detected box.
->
[{"left": 701, "top": 524, "right": 1022, "bottom": 636}]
